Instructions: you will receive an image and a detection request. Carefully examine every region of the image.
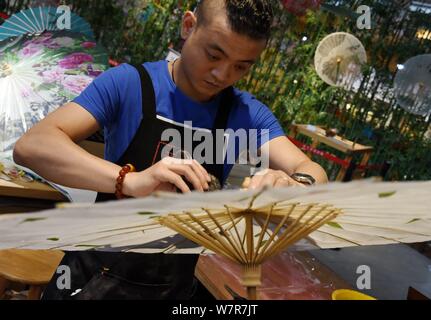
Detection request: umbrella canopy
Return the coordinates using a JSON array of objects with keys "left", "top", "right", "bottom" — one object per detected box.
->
[
  {"left": 0, "top": 30, "right": 109, "bottom": 159},
  {"left": 0, "top": 6, "right": 94, "bottom": 41},
  {"left": 314, "top": 32, "right": 367, "bottom": 88},
  {"left": 1, "top": 179, "right": 430, "bottom": 253},
  {"left": 1, "top": 179, "right": 430, "bottom": 299},
  {"left": 394, "top": 54, "right": 431, "bottom": 117}
]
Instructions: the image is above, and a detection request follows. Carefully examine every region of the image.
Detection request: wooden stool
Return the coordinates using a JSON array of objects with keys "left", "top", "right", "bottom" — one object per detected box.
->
[{"left": 0, "top": 249, "right": 64, "bottom": 300}]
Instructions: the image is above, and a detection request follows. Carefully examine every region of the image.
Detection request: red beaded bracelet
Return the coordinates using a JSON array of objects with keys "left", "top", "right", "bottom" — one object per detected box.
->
[{"left": 115, "top": 164, "right": 136, "bottom": 199}]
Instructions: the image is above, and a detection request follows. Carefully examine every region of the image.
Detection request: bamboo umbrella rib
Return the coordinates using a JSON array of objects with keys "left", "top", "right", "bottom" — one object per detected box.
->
[
  {"left": 224, "top": 205, "right": 248, "bottom": 261},
  {"left": 254, "top": 203, "right": 300, "bottom": 262},
  {"left": 278, "top": 211, "right": 342, "bottom": 255},
  {"left": 270, "top": 208, "right": 339, "bottom": 255},
  {"left": 168, "top": 213, "right": 237, "bottom": 259},
  {"left": 197, "top": 209, "right": 246, "bottom": 262},
  {"left": 264, "top": 207, "right": 338, "bottom": 260},
  {"left": 200, "top": 209, "right": 247, "bottom": 263},
  {"left": 176, "top": 212, "right": 244, "bottom": 263},
  {"left": 252, "top": 206, "right": 277, "bottom": 264},
  {"left": 245, "top": 214, "right": 254, "bottom": 261},
  {"left": 160, "top": 216, "right": 237, "bottom": 261}
]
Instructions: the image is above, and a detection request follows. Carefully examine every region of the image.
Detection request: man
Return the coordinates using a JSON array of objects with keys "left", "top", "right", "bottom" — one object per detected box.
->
[{"left": 13, "top": 0, "right": 327, "bottom": 299}]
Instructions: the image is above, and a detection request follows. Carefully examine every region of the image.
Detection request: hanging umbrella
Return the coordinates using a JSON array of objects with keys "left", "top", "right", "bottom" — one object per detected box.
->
[
  {"left": 314, "top": 32, "right": 367, "bottom": 88},
  {"left": 0, "top": 6, "right": 94, "bottom": 41},
  {"left": 393, "top": 54, "right": 431, "bottom": 117},
  {"left": 0, "top": 30, "right": 109, "bottom": 159},
  {"left": 1, "top": 179, "right": 430, "bottom": 299}
]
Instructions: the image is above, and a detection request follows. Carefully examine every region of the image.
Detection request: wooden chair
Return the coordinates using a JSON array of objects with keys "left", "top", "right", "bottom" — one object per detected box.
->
[{"left": 0, "top": 249, "right": 64, "bottom": 300}]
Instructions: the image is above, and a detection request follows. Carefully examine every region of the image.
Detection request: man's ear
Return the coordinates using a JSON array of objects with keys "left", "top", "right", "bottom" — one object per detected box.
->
[{"left": 181, "top": 11, "right": 197, "bottom": 40}]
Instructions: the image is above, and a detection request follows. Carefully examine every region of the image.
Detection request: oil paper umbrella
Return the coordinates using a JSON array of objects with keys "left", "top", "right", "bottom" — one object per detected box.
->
[
  {"left": 314, "top": 32, "right": 367, "bottom": 88},
  {"left": 0, "top": 6, "right": 94, "bottom": 41},
  {"left": 1, "top": 180, "right": 430, "bottom": 299},
  {"left": 393, "top": 54, "right": 431, "bottom": 117},
  {"left": 0, "top": 30, "right": 108, "bottom": 159}
]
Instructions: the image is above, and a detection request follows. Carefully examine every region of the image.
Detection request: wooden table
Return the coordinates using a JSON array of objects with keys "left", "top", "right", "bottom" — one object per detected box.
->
[
  {"left": 0, "top": 177, "right": 68, "bottom": 214},
  {"left": 196, "top": 251, "right": 351, "bottom": 300},
  {"left": 289, "top": 124, "right": 374, "bottom": 181}
]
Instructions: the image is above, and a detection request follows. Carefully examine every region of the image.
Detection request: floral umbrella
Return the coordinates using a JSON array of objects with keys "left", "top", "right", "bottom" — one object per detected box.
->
[
  {"left": 0, "top": 6, "right": 94, "bottom": 41},
  {"left": 0, "top": 30, "right": 109, "bottom": 159}
]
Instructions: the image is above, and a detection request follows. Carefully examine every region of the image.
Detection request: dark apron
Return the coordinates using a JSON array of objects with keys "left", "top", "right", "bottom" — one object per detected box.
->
[{"left": 42, "top": 63, "right": 233, "bottom": 300}]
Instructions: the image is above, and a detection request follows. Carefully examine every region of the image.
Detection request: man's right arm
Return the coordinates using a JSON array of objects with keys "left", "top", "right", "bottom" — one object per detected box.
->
[
  {"left": 13, "top": 102, "right": 211, "bottom": 196},
  {"left": 13, "top": 102, "right": 122, "bottom": 194}
]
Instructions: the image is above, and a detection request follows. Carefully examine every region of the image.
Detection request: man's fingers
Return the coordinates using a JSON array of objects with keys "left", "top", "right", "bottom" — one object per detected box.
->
[
  {"left": 193, "top": 160, "right": 211, "bottom": 183},
  {"left": 274, "top": 176, "right": 291, "bottom": 187},
  {"left": 242, "top": 177, "right": 251, "bottom": 189},
  {"left": 249, "top": 175, "right": 264, "bottom": 189},
  {"left": 168, "top": 164, "right": 205, "bottom": 191},
  {"left": 191, "top": 160, "right": 210, "bottom": 190},
  {"left": 259, "top": 173, "right": 278, "bottom": 188},
  {"left": 162, "top": 157, "right": 209, "bottom": 190},
  {"left": 158, "top": 170, "right": 191, "bottom": 193}
]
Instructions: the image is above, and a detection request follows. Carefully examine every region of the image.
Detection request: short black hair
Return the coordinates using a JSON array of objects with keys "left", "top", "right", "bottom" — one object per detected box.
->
[{"left": 195, "top": 0, "right": 274, "bottom": 41}]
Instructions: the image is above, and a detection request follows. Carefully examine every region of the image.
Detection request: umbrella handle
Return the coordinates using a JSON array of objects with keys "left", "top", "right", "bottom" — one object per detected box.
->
[{"left": 241, "top": 264, "right": 262, "bottom": 300}]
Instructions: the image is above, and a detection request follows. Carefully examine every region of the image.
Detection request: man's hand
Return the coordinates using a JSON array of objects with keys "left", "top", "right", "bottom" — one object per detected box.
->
[
  {"left": 122, "top": 157, "right": 211, "bottom": 198},
  {"left": 242, "top": 169, "right": 305, "bottom": 190}
]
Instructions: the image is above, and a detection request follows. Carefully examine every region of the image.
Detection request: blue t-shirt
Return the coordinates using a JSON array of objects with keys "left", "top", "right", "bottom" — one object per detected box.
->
[{"left": 73, "top": 60, "right": 285, "bottom": 180}]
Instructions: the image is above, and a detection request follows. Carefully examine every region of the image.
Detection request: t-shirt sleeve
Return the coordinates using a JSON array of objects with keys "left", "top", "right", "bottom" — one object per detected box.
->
[
  {"left": 249, "top": 99, "right": 286, "bottom": 148},
  {"left": 72, "top": 64, "right": 131, "bottom": 128}
]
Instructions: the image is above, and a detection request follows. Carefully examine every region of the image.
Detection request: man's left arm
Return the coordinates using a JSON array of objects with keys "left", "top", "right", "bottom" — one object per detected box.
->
[
  {"left": 266, "top": 136, "right": 328, "bottom": 184},
  {"left": 245, "top": 136, "right": 328, "bottom": 189}
]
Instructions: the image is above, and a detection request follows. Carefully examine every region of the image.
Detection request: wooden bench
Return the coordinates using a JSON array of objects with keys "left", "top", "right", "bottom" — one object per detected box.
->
[{"left": 0, "top": 250, "right": 64, "bottom": 300}]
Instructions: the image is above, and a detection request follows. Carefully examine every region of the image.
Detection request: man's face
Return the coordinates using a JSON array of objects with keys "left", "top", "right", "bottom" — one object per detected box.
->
[{"left": 180, "top": 13, "right": 267, "bottom": 99}]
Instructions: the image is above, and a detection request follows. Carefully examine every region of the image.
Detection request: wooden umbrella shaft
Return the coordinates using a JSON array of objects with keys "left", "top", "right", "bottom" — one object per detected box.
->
[{"left": 241, "top": 264, "right": 262, "bottom": 300}]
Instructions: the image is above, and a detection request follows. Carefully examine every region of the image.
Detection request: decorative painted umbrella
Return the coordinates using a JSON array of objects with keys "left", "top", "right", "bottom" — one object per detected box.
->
[
  {"left": 0, "top": 30, "right": 109, "bottom": 159},
  {"left": 393, "top": 54, "right": 431, "bottom": 117},
  {"left": 314, "top": 32, "right": 367, "bottom": 88},
  {"left": 1, "top": 179, "right": 430, "bottom": 299},
  {"left": 0, "top": 6, "right": 94, "bottom": 41}
]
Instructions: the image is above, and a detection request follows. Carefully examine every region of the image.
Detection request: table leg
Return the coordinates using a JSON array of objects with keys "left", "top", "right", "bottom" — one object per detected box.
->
[
  {"left": 307, "top": 140, "right": 320, "bottom": 159},
  {"left": 0, "top": 277, "right": 9, "bottom": 299},
  {"left": 359, "top": 152, "right": 372, "bottom": 168},
  {"left": 336, "top": 155, "right": 353, "bottom": 181},
  {"left": 28, "top": 285, "right": 42, "bottom": 300},
  {"left": 288, "top": 125, "right": 298, "bottom": 139}
]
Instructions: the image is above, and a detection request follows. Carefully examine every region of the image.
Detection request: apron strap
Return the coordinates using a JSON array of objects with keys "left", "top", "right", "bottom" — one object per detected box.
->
[
  {"left": 133, "top": 63, "right": 157, "bottom": 120},
  {"left": 213, "top": 86, "right": 234, "bottom": 130},
  {"left": 132, "top": 63, "right": 234, "bottom": 131}
]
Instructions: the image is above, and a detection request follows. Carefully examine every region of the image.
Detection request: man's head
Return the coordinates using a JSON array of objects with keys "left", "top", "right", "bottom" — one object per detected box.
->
[
  {"left": 178, "top": 0, "right": 274, "bottom": 102},
  {"left": 195, "top": 0, "right": 273, "bottom": 41}
]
